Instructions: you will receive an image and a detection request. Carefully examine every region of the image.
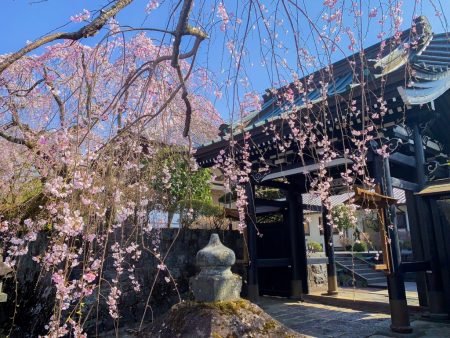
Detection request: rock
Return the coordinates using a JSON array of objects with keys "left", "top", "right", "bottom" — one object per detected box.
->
[
  {"left": 190, "top": 234, "right": 242, "bottom": 302},
  {"left": 142, "top": 299, "right": 304, "bottom": 338},
  {"left": 0, "top": 264, "right": 12, "bottom": 278}
]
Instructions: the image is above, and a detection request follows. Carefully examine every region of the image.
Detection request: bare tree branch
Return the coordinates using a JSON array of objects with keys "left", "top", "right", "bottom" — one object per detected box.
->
[
  {"left": 43, "top": 68, "right": 65, "bottom": 126},
  {"left": 170, "top": 0, "right": 207, "bottom": 137},
  {"left": 171, "top": 0, "right": 195, "bottom": 68},
  {"left": 81, "top": 51, "right": 93, "bottom": 121},
  {"left": 0, "top": 128, "right": 33, "bottom": 149},
  {"left": 9, "top": 79, "right": 45, "bottom": 97},
  {"left": 0, "top": 0, "right": 133, "bottom": 75}
]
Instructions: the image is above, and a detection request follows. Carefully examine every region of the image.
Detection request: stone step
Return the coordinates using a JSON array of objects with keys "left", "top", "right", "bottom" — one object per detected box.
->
[
  {"left": 342, "top": 270, "right": 384, "bottom": 279},
  {"left": 336, "top": 255, "right": 388, "bottom": 288},
  {"left": 352, "top": 268, "right": 377, "bottom": 273},
  {"left": 336, "top": 258, "right": 367, "bottom": 262},
  {"left": 340, "top": 263, "right": 371, "bottom": 269},
  {"left": 360, "top": 272, "right": 385, "bottom": 278},
  {"left": 367, "top": 282, "right": 388, "bottom": 288},
  {"left": 366, "top": 277, "right": 387, "bottom": 284},
  {"left": 335, "top": 258, "right": 368, "bottom": 263},
  {"left": 334, "top": 253, "right": 376, "bottom": 259}
]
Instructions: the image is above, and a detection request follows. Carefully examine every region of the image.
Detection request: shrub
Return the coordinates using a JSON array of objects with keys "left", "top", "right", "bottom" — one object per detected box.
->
[
  {"left": 307, "top": 240, "right": 323, "bottom": 252},
  {"left": 331, "top": 204, "right": 356, "bottom": 232},
  {"left": 352, "top": 241, "right": 367, "bottom": 252}
]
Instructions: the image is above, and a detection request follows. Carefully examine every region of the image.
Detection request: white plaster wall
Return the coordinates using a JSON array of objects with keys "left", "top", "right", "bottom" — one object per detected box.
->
[{"left": 304, "top": 213, "right": 325, "bottom": 249}]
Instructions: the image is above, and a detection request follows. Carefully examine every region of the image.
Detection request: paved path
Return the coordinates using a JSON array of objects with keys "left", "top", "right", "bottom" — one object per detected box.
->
[
  {"left": 259, "top": 297, "right": 391, "bottom": 338},
  {"left": 259, "top": 297, "right": 450, "bottom": 338},
  {"left": 308, "top": 283, "right": 420, "bottom": 308}
]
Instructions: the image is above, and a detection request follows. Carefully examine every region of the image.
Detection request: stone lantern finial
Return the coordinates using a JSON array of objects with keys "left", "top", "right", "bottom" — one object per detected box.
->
[{"left": 190, "top": 233, "right": 242, "bottom": 302}]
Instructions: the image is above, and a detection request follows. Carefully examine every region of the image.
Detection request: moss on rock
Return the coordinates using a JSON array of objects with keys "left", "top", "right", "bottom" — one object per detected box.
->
[{"left": 142, "top": 299, "right": 304, "bottom": 338}]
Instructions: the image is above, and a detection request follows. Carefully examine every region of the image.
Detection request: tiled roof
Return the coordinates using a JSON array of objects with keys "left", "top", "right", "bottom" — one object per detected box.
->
[
  {"left": 399, "top": 33, "right": 450, "bottom": 105},
  {"left": 302, "top": 187, "right": 406, "bottom": 209},
  {"left": 198, "top": 17, "right": 450, "bottom": 150}
]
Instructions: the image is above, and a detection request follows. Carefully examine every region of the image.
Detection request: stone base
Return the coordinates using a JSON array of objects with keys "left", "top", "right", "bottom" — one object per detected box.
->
[
  {"left": 144, "top": 299, "right": 304, "bottom": 338},
  {"left": 290, "top": 280, "right": 303, "bottom": 300},
  {"left": 389, "top": 298, "right": 412, "bottom": 333},
  {"left": 190, "top": 273, "right": 242, "bottom": 302}
]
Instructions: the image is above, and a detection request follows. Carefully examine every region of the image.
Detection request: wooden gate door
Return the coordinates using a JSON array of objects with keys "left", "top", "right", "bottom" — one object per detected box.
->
[{"left": 256, "top": 213, "right": 293, "bottom": 297}]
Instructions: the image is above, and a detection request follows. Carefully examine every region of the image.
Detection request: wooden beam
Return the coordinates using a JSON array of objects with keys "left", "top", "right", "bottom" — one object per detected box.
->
[
  {"left": 262, "top": 158, "right": 352, "bottom": 181},
  {"left": 389, "top": 153, "right": 417, "bottom": 167},
  {"left": 400, "top": 261, "right": 431, "bottom": 273},
  {"left": 391, "top": 177, "right": 420, "bottom": 192},
  {"left": 254, "top": 198, "right": 287, "bottom": 208}
]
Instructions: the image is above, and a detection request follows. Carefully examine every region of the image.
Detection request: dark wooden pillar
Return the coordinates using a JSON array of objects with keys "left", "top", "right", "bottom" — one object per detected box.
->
[
  {"left": 287, "top": 190, "right": 307, "bottom": 298},
  {"left": 413, "top": 124, "right": 447, "bottom": 315},
  {"left": 433, "top": 199, "right": 450, "bottom": 315},
  {"left": 245, "top": 182, "right": 259, "bottom": 302},
  {"left": 322, "top": 204, "right": 338, "bottom": 295},
  {"left": 373, "top": 154, "right": 412, "bottom": 333},
  {"left": 404, "top": 190, "right": 428, "bottom": 307},
  {"left": 413, "top": 124, "right": 426, "bottom": 188},
  {"left": 428, "top": 198, "right": 450, "bottom": 315},
  {"left": 298, "top": 193, "right": 308, "bottom": 295}
]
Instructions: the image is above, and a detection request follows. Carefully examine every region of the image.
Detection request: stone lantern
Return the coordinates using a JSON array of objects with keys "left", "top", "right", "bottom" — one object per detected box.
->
[{"left": 190, "top": 233, "right": 242, "bottom": 302}]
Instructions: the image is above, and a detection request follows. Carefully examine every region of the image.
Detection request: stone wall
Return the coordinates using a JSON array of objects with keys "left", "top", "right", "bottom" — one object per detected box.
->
[
  {"left": 1, "top": 232, "right": 54, "bottom": 337},
  {"left": 1, "top": 228, "right": 245, "bottom": 337},
  {"left": 92, "top": 228, "right": 246, "bottom": 334}
]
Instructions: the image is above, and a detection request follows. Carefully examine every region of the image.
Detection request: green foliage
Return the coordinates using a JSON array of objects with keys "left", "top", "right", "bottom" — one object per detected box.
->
[
  {"left": 307, "top": 240, "right": 323, "bottom": 252},
  {"left": 147, "top": 145, "right": 216, "bottom": 226},
  {"left": 0, "top": 178, "right": 44, "bottom": 220},
  {"left": 177, "top": 198, "right": 224, "bottom": 226},
  {"left": 155, "top": 147, "right": 212, "bottom": 204},
  {"left": 218, "top": 191, "right": 236, "bottom": 204},
  {"left": 352, "top": 241, "right": 367, "bottom": 252},
  {"left": 256, "top": 213, "right": 283, "bottom": 224},
  {"left": 255, "top": 187, "right": 285, "bottom": 200},
  {"left": 219, "top": 186, "right": 286, "bottom": 204},
  {"left": 331, "top": 204, "right": 355, "bottom": 231},
  {"left": 362, "top": 212, "right": 379, "bottom": 232}
]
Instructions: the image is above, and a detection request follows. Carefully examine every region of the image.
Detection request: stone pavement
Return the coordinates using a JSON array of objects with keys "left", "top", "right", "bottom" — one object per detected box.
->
[
  {"left": 258, "top": 296, "right": 450, "bottom": 338},
  {"left": 259, "top": 297, "right": 390, "bottom": 337},
  {"left": 305, "top": 284, "right": 421, "bottom": 314},
  {"left": 369, "top": 320, "right": 450, "bottom": 338}
]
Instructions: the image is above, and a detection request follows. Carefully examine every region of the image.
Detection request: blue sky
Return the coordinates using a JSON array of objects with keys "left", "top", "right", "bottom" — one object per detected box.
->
[{"left": 1, "top": 0, "right": 449, "bottom": 120}]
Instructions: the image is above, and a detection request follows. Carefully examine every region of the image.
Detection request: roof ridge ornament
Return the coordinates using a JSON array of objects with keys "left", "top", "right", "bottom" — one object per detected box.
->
[{"left": 372, "top": 16, "right": 433, "bottom": 77}]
